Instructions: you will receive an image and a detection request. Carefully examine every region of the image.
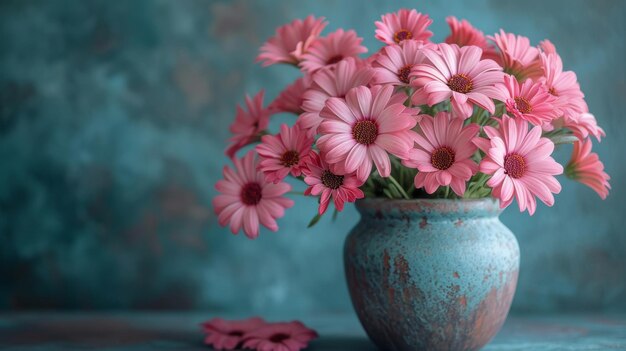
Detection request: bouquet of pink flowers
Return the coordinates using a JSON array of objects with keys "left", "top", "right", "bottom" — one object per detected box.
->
[{"left": 213, "top": 9, "right": 610, "bottom": 239}]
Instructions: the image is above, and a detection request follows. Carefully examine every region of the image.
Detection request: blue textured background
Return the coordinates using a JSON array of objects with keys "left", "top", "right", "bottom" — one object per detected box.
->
[{"left": 0, "top": 0, "right": 624, "bottom": 314}]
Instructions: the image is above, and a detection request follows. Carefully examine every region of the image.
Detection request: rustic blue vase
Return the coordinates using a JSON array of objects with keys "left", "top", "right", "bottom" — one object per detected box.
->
[{"left": 344, "top": 198, "right": 519, "bottom": 351}]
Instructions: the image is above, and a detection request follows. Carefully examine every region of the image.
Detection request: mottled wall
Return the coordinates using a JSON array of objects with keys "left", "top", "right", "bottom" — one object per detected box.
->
[{"left": 0, "top": 0, "right": 624, "bottom": 314}]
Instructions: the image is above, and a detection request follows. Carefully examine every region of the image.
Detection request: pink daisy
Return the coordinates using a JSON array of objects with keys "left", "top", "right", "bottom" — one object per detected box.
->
[
  {"left": 242, "top": 321, "right": 318, "bottom": 351},
  {"left": 403, "top": 111, "right": 479, "bottom": 196},
  {"left": 372, "top": 40, "right": 433, "bottom": 86},
  {"left": 493, "top": 74, "right": 559, "bottom": 126},
  {"left": 565, "top": 139, "right": 610, "bottom": 199},
  {"left": 269, "top": 75, "right": 312, "bottom": 115},
  {"left": 539, "top": 53, "right": 586, "bottom": 119},
  {"left": 212, "top": 151, "right": 294, "bottom": 239},
  {"left": 302, "top": 151, "right": 365, "bottom": 215},
  {"left": 410, "top": 43, "right": 504, "bottom": 118},
  {"left": 444, "top": 16, "right": 498, "bottom": 61},
  {"left": 298, "top": 58, "right": 375, "bottom": 137},
  {"left": 488, "top": 30, "right": 543, "bottom": 81},
  {"left": 299, "top": 29, "right": 368, "bottom": 73},
  {"left": 375, "top": 9, "right": 433, "bottom": 45},
  {"left": 257, "top": 16, "right": 328, "bottom": 67},
  {"left": 317, "top": 85, "right": 417, "bottom": 180},
  {"left": 474, "top": 115, "right": 563, "bottom": 215},
  {"left": 201, "top": 317, "right": 266, "bottom": 350},
  {"left": 226, "top": 90, "right": 271, "bottom": 158},
  {"left": 256, "top": 124, "right": 313, "bottom": 183},
  {"left": 564, "top": 112, "right": 605, "bottom": 142}
]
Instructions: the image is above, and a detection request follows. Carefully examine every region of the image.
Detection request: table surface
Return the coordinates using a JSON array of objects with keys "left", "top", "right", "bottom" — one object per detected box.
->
[{"left": 0, "top": 313, "right": 625, "bottom": 350}]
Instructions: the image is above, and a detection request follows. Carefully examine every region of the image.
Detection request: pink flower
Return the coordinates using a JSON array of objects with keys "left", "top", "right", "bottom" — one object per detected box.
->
[
  {"left": 539, "top": 53, "right": 586, "bottom": 119},
  {"left": 257, "top": 16, "right": 328, "bottom": 67},
  {"left": 372, "top": 40, "right": 433, "bottom": 86},
  {"left": 226, "top": 91, "right": 271, "bottom": 158},
  {"left": 403, "top": 112, "right": 479, "bottom": 196},
  {"left": 213, "top": 151, "right": 294, "bottom": 239},
  {"left": 298, "top": 58, "right": 375, "bottom": 137},
  {"left": 201, "top": 317, "right": 266, "bottom": 350},
  {"left": 565, "top": 139, "right": 610, "bottom": 199},
  {"left": 242, "top": 321, "right": 318, "bottom": 351},
  {"left": 375, "top": 9, "right": 433, "bottom": 45},
  {"left": 256, "top": 124, "right": 313, "bottom": 183},
  {"left": 303, "top": 151, "right": 364, "bottom": 215},
  {"left": 493, "top": 74, "right": 559, "bottom": 126},
  {"left": 299, "top": 29, "right": 367, "bottom": 73},
  {"left": 444, "top": 16, "right": 498, "bottom": 61},
  {"left": 474, "top": 115, "right": 563, "bottom": 215},
  {"left": 411, "top": 43, "right": 504, "bottom": 118},
  {"left": 564, "top": 112, "right": 605, "bottom": 142},
  {"left": 488, "top": 30, "right": 543, "bottom": 81},
  {"left": 317, "top": 85, "right": 417, "bottom": 180},
  {"left": 269, "top": 75, "right": 312, "bottom": 115}
]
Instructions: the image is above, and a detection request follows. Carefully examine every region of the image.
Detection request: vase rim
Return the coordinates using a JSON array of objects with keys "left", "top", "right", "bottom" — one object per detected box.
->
[
  {"left": 357, "top": 197, "right": 496, "bottom": 203},
  {"left": 355, "top": 197, "right": 501, "bottom": 218}
]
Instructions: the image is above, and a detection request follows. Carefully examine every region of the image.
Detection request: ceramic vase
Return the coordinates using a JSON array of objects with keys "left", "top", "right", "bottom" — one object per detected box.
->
[{"left": 344, "top": 198, "right": 519, "bottom": 351}]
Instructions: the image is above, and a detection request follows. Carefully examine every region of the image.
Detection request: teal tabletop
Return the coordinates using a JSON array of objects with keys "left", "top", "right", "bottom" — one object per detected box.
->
[{"left": 1, "top": 313, "right": 625, "bottom": 350}]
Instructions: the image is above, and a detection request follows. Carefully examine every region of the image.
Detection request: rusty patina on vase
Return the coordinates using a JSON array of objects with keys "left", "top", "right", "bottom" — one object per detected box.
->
[{"left": 344, "top": 198, "right": 519, "bottom": 351}]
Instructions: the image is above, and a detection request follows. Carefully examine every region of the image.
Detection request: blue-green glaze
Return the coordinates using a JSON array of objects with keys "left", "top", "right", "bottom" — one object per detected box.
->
[{"left": 345, "top": 198, "right": 519, "bottom": 351}]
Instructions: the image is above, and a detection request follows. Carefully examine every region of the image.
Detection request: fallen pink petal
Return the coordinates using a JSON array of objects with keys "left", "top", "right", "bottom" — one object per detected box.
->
[
  {"left": 242, "top": 321, "right": 319, "bottom": 351},
  {"left": 201, "top": 317, "right": 267, "bottom": 350}
]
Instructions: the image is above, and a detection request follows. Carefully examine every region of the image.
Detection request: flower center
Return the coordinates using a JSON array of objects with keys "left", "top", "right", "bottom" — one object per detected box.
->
[
  {"left": 431, "top": 146, "right": 456, "bottom": 170},
  {"left": 397, "top": 65, "right": 412, "bottom": 84},
  {"left": 321, "top": 170, "right": 344, "bottom": 190},
  {"left": 352, "top": 120, "right": 378, "bottom": 145},
  {"left": 228, "top": 330, "right": 244, "bottom": 337},
  {"left": 240, "top": 182, "right": 263, "bottom": 205},
  {"left": 326, "top": 54, "right": 344, "bottom": 65},
  {"left": 393, "top": 29, "right": 413, "bottom": 43},
  {"left": 514, "top": 97, "right": 533, "bottom": 113},
  {"left": 504, "top": 154, "right": 526, "bottom": 179},
  {"left": 280, "top": 150, "right": 300, "bottom": 167},
  {"left": 447, "top": 74, "right": 473, "bottom": 94},
  {"left": 269, "top": 333, "right": 290, "bottom": 343}
]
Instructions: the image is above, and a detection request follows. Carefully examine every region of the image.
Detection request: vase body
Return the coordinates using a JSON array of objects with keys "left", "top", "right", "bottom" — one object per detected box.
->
[{"left": 344, "top": 198, "right": 519, "bottom": 351}]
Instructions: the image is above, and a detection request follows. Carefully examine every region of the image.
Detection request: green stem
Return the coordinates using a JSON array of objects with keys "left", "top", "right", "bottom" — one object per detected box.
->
[{"left": 387, "top": 174, "right": 411, "bottom": 200}]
